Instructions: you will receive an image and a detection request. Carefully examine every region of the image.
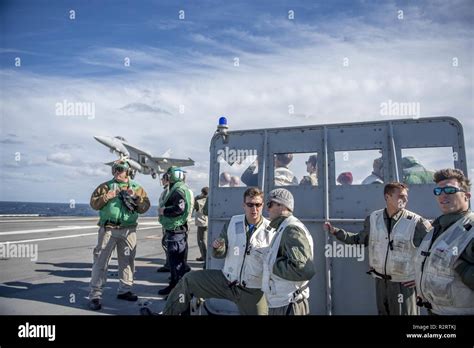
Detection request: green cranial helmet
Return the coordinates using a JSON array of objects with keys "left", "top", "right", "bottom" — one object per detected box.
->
[
  {"left": 401, "top": 156, "right": 421, "bottom": 169},
  {"left": 167, "top": 166, "right": 185, "bottom": 183},
  {"left": 112, "top": 160, "right": 130, "bottom": 175}
]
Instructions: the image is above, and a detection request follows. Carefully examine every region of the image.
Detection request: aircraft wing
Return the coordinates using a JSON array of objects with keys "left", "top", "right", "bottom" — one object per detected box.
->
[
  {"left": 151, "top": 157, "right": 195, "bottom": 168},
  {"left": 122, "top": 143, "right": 152, "bottom": 158}
]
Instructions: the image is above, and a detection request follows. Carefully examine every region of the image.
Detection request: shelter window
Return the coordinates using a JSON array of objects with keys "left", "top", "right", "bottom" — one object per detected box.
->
[
  {"left": 273, "top": 152, "right": 319, "bottom": 187},
  {"left": 400, "top": 147, "right": 454, "bottom": 185},
  {"left": 334, "top": 149, "right": 383, "bottom": 185},
  {"left": 217, "top": 148, "right": 258, "bottom": 187}
]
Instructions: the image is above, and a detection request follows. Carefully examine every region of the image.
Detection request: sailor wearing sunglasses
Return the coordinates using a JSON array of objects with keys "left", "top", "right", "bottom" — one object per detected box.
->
[
  {"left": 262, "top": 188, "right": 316, "bottom": 315},
  {"left": 158, "top": 187, "right": 274, "bottom": 315},
  {"left": 415, "top": 168, "right": 474, "bottom": 315}
]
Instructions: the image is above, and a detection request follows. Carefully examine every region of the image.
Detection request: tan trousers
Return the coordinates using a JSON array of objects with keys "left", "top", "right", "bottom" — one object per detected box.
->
[
  {"left": 269, "top": 298, "right": 310, "bottom": 315},
  {"left": 196, "top": 226, "right": 207, "bottom": 260},
  {"left": 89, "top": 226, "right": 137, "bottom": 300}
]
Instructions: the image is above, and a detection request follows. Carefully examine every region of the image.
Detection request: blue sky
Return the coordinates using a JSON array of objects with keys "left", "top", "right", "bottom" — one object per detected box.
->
[
  {"left": 0, "top": 0, "right": 473, "bottom": 203},
  {"left": 1, "top": 0, "right": 330, "bottom": 75},
  {"left": 4, "top": 0, "right": 471, "bottom": 77}
]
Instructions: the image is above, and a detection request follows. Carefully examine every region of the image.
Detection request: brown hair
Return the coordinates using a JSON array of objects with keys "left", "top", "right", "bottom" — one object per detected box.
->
[
  {"left": 384, "top": 182, "right": 408, "bottom": 196},
  {"left": 433, "top": 168, "right": 471, "bottom": 192},
  {"left": 275, "top": 153, "right": 293, "bottom": 167},
  {"left": 243, "top": 187, "right": 264, "bottom": 201}
]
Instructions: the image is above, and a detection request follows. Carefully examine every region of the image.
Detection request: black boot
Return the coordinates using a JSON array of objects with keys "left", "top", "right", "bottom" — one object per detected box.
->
[
  {"left": 157, "top": 266, "right": 170, "bottom": 272},
  {"left": 140, "top": 307, "right": 161, "bottom": 316},
  {"left": 117, "top": 291, "right": 138, "bottom": 301},
  {"left": 89, "top": 299, "right": 102, "bottom": 311},
  {"left": 158, "top": 283, "right": 176, "bottom": 296}
]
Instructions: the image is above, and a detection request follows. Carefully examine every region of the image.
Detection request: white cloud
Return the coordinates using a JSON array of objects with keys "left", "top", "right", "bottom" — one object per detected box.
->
[
  {"left": 0, "top": 138, "right": 23, "bottom": 144},
  {"left": 72, "top": 166, "right": 110, "bottom": 177},
  {"left": 120, "top": 102, "right": 171, "bottom": 115},
  {"left": 52, "top": 143, "right": 84, "bottom": 150},
  {"left": 47, "top": 152, "right": 74, "bottom": 165},
  {"left": 1, "top": 1, "right": 472, "bottom": 203}
]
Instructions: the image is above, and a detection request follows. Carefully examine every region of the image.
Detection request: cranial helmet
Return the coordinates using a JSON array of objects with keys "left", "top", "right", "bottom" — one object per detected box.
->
[
  {"left": 401, "top": 156, "right": 421, "bottom": 169},
  {"left": 112, "top": 160, "right": 130, "bottom": 176},
  {"left": 167, "top": 166, "right": 185, "bottom": 183}
]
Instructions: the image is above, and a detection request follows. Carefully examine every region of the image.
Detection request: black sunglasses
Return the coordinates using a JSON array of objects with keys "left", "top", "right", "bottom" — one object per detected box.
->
[
  {"left": 245, "top": 202, "right": 263, "bottom": 208},
  {"left": 266, "top": 201, "right": 280, "bottom": 208},
  {"left": 433, "top": 186, "right": 465, "bottom": 196}
]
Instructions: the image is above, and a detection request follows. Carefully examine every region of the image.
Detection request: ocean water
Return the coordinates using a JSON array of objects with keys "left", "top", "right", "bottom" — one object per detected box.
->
[{"left": 0, "top": 201, "right": 159, "bottom": 217}]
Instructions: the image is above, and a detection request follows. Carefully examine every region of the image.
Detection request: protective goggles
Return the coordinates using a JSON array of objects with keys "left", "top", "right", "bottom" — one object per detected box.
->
[
  {"left": 113, "top": 163, "right": 129, "bottom": 173},
  {"left": 433, "top": 186, "right": 465, "bottom": 196}
]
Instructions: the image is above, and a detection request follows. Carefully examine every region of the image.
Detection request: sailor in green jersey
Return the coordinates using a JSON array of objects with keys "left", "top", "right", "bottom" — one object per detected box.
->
[
  {"left": 88, "top": 159, "right": 150, "bottom": 310},
  {"left": 157, "top": 166, "right": 193, "bottom": 296}
]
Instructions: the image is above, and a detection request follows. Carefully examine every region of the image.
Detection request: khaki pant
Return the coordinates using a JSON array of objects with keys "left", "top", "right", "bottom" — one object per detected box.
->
[
  {"left": 375, "top": 278, "right": 419, "bottom": 315},
  {"left": 196, "top": 226, "right": 207, "bottom": 260},
  {"left": 162, "top": 269, "right": 268, "bottom": 315},
  {"left": 269, "top": 299, "right": 310, "bottom": 315},
  {"left": 89, "top": 226, "right": 137, "bottom": 300}
]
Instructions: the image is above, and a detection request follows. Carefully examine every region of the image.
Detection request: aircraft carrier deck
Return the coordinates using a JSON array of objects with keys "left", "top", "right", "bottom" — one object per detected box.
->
[{"left": 0, "top": 216, "right": 202, "bottom": 315}]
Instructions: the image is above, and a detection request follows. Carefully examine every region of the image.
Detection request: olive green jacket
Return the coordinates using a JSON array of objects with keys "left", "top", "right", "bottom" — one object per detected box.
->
[{"left": 269, "top": 215, "right": 316, "bottom": 282}]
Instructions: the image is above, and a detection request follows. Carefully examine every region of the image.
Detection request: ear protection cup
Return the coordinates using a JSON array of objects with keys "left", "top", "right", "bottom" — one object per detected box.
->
[{"left": 167, "top": 166, "right": 185, "bottom": 183}]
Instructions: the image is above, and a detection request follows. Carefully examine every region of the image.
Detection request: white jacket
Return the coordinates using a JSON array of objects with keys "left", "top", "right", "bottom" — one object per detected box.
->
[
  {"left": 362, "top": 173, "right": 383, "bottom": 185},
  {"left": 274, "top": 167, "right": 298, "bottom": 186}
]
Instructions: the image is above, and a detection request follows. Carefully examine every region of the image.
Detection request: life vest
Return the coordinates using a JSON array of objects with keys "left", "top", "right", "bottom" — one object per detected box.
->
[
  {"left": 415, "top": 213, "right": 474, "bottom": 315},
  {"left": 187, "top": 189, "right": 194, "bottom": 222},
  {"left": 222, "top": 215, "right": 273, "bottom": 289},
  {"left": 262, "top": 215, "right": 314, "bottom": 308},
  {"left": 368, "top": 209, "right": 421, "bottom": 282},
  {"left": 99, "top": 179, "right": 141, "bottom": 227},
  {"left": 159, "top": 181, "right": 192, "bottom": 231},
  {"left": 158, "top": 187, "right": 169, "bottom": 207}
]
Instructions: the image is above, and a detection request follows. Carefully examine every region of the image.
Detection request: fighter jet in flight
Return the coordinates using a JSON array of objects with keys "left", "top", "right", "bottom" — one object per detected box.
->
[{"left": 94, "top": 135, "right": 194, "bottom": 179}]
